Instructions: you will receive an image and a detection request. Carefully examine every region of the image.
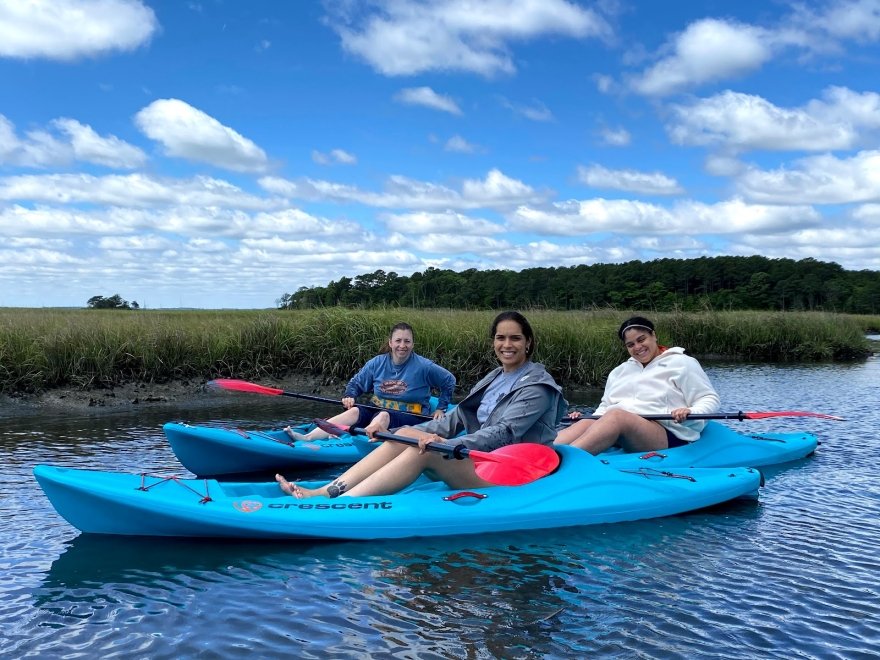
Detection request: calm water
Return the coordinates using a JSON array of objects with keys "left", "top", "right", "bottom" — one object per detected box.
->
[{"left": 2, "top": 359, "right": 879, "bottom": 658}]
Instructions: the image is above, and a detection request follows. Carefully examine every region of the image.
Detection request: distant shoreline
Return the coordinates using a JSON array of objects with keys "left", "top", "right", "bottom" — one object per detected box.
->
[
  {"left": 1, "top": 309, "right": 875, "bottom": 406},
  {"left": 1, "top": 373, "right": 341, "bottom": 415}
]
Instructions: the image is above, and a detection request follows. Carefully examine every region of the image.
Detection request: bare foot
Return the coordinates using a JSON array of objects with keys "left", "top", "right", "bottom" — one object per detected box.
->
[
  {"left": 275, "top": 474, "right": 326, "bottom": 499},
  {"left": 283, "top": 426, "right": 310, "bottom": 442},
  {"left": 275, "top": 473, "right": 300, "bottom": 497}
]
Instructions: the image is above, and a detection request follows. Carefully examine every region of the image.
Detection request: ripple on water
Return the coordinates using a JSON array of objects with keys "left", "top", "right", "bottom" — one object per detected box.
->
[{"left": 3, "top": 363, "right": 880, "bottom": 656}]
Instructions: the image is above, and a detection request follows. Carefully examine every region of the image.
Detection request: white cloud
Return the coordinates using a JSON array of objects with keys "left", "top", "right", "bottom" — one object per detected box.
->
[
  {"left": 798, "top": 0, "right": 880, "bottom": 42},
  {"left": 735, "top": 150, "right": 880, "bottom": 204},
  {"left": 52, "top": 118, "right": 147, "bottom": 168},
  {"left": 631, "top": 19, "right": 771, "bottom": 96},
  {"left": 726, "top": 222, "right": 880, "bottom": 270},
  {"left": 0, "top": 247, "right": 85, "bottom": 267},
  {"left": 312, "top": 148, "right": 357, "bottom": 165},
  {"left": 444, "top": 135, "right": 479, "bottom": 153},
  {"left": 0, "top": 173, "right": 282, "bottom": 210},
  {"left": 594, "top": 74, "right": 616, "bottom": 94},
  {"left": 0, "top": 117, "right": 67, "bottom": 167},
  {"left": 185, "top": 237, "right": 227, "bottom": 252},
  {"left": 667, "top": 90, "right": 857, "bottom": 151},
  {"left": 509, "top": 197, "right": 820, "bottom": 235},
  {"left": 704, "top": 154, "right": 746, "bottom": 177},
  {"left": 330, "top": 149, "right": 357, "bottom": 164},
  {"left": 247, "top": 209, "right": 363, "bottom": 238},
  {"left": 329, "top": 0, "right": 610, "bottom": 76},
  {"left": 7, "top": 236, "right": 71, "bottom": 249},
  {"left": 259, "top": 168, "right": 542, "bottom": 210},
  {"left": 98, "top": 234, "right": 172, "bottom": 251},
  {"left": 0, "top": 204, "right": 363, "bottom": 245},
  {"left": 0, "top": 115, "right": 146, "bottom": 168},
  {"left": 134, "top": 99, "right": 270, "bottom": 172},
  {"left": 805, "top": 86, "right": 880, "bottom": 128},
  {"left": 0, "top": 0, "right": 157, "bottom": 60},
  {"left": 853, "top": 203, "right": 880, "bottom": 223},
  {"left": 383, "top": 210, "right": 503, "bottom": 235},
  {"left": 627, "top": 4, "right": 880, "bottom": 97},
  {"left": 577, "top": 164, "right": 683, "bottom": 195},
  {"left": 394, "top": 87, "right": 462, "bottom": 115},
  {"left": 473, "top": 240, "right": 643, "bottom": 270},
  {"left": 462, "top": 169, "right": 539, "bottom": 205},
  {"left": 500, "top": 97, "right": 554, "bottom": 121},
  {"left": 599, "top": 127, "right": 631, "bottom": 146},
  {"left": 388, "top": 232, "right": 512, "bottom": 254},
  {"left": 0, "top": 204, "right": 123, "bottom": 236}
]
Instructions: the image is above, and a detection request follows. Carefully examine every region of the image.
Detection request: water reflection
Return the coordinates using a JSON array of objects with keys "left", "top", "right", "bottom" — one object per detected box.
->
[{"left": 3, "top": 360, "right": 880, "bottom": 657}]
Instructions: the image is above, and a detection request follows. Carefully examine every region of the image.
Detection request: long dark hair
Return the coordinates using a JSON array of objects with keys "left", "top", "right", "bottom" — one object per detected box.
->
[
  {"left": 379, "top": 322, "right": 414, "bottom": 354},
  {"left": 490, "top": 311, "right": 535, "bottom": 357}
]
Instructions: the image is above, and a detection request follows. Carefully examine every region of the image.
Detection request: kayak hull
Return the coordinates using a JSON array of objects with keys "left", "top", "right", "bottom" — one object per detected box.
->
[
  {"left": 598, "top": 421, "right": 818, "bottom": 469},
  {"left": 165, "top": 419, "right": 817, "bottom": 477},
  {"left": 163, "top": 422, "right": 372, "bottom": 476},
  {"left": 34, "top": 447, "right": 762, "bottom": 540}
]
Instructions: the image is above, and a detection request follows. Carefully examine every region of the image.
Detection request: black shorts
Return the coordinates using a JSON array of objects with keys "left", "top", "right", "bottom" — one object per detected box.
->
[
  {"left": 354, "top": 405, "right": 427, "bottom": 430},
  {"left": 664, "top": 427, "right": 689, "bottom": 448}
]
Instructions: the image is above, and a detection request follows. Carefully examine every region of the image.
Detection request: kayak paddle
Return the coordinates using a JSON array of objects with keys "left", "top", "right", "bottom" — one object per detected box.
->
[
  {"left": 561, "top": 410, "right": 844, "bottom": 424},
  {"left": 207, "top": 379, "right": 434, "bottom": 421},
  {"left": 313, "top": 419, "right": 560, "bottom": 487}
]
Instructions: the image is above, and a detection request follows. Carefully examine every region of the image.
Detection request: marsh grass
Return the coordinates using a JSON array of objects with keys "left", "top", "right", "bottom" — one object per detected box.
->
[{"left": 0, "top": 307, "right": 871, "bottom": 395}]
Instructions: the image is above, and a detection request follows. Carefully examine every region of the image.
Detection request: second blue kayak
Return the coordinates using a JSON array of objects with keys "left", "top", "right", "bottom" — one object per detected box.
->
[
  {"left": 163, "top": 421, "right": 370, "bottom": 476},
  {"left": 164, "top": 419, "right": 818, "bottom": 477}
]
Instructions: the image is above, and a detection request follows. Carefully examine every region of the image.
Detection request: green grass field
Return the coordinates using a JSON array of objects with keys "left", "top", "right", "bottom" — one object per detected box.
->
[{"left": 0, "top": 307, "right": 875, "bottom": 394}]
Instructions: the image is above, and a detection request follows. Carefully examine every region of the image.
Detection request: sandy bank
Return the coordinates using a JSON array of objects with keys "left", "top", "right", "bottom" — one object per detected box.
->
[{"left": 1, "top": 374, "right": 346, "bottom": 414}]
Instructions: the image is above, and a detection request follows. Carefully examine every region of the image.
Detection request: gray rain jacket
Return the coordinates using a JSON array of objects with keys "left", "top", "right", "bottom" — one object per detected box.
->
[{"left": 414, "top": 361, "right": 567, "bottom": 452}]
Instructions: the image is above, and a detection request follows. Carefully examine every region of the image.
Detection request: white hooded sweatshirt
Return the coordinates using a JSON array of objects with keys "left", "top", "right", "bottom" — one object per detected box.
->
[{"left": 595, "top": 347, "right": 720, "bottom": 442}]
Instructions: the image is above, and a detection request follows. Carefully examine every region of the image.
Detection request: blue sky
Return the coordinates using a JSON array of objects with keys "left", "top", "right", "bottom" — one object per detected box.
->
[{"left": 2, "top": 0, "right": 880, "bottom": 309}]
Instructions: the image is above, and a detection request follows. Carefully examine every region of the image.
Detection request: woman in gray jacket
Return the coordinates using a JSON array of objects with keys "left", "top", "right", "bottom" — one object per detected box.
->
[{"left": 277, "top": 311, "right": 567, "bottom": 499}]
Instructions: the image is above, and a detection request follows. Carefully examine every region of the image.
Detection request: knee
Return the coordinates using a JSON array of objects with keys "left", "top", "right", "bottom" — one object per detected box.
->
[
  {"left": 603, "top": 409, "right": 632, "bottom": 422},
  {"left": 399, "top": 445, "right": 428, "bottom": 464},
  {"left": 565, "top": 418, "right": 593, "bottom": 436},
  {"left": 602, "top": 408, "right": 645, "bottom": 432}
]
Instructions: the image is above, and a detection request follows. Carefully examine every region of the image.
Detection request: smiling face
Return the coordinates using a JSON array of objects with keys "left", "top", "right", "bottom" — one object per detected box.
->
[
  {"left": 388, "top": 328, "right": 414, "bottom": 364},
  {"left": 622, "top": 327, "right": 661, "bottom": 366},
  {"left": 493, "top": 319, "right": 530, "bottom": 372}
]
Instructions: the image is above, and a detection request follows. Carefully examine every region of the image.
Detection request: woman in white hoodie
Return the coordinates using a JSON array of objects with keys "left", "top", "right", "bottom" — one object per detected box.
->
[{"left": 554, "top": 316, "right": 719, "bottom": 454}]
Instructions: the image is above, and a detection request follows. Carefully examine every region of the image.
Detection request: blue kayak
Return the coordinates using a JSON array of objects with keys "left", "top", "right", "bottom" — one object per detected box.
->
[
  {"left": 164, "top": 419, "right": 817, "bottom": 477},
  {"left": 33, "top": 446, "right": 762, "bottom": 540},
  {"left": 163, "top": 421, "right": 371, "bottom": 476},
  {"left": 598, "top": 421, "right": 818, "bottom": 469}
]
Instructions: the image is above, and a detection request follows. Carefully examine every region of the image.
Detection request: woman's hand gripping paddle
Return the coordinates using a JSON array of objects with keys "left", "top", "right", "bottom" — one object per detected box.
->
[
  {"left": 313, "top": 419, "right": 559, "bottom": 487},
  {"left": 207, "top": 379, "right": 433, "bottom": 420}
]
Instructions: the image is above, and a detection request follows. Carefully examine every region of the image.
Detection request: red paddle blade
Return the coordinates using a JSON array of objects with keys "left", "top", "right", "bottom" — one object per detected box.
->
[
  {"left": 743, "top": 411, "right": 844, "bottom": 421},
  {"left": 470, "top": 444, "right": 560, "bottom": 486},
  {"left": 312, "top": 418, "right": 345, "bottom": 437},
  {"left": 208, "top": 379, "right": 283, "bottom": 396}
]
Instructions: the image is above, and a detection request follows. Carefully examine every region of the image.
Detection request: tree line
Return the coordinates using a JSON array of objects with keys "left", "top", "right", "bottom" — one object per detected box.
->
[
  {"left": 87, "top": 294, "right": 140, "bottom": 310},
  {"left": 278, "top": 256, "right": 880, "bottom": 314}
]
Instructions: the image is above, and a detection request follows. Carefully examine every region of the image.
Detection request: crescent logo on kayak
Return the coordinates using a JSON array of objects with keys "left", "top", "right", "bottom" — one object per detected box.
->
[
  {"left": 301, "top": 442, "right": 354, "bottom": 451},
  {"left": 268, "top": 501, "right": 393, "bottom": 510},
  {"left": 233, "top": 500, "right": 263, "bottom": 513}
]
